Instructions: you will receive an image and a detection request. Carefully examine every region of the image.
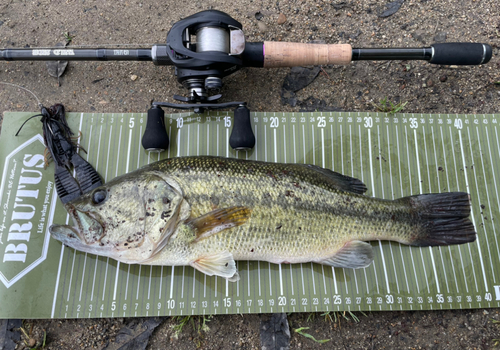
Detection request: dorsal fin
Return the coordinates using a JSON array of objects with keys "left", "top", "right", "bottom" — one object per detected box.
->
[
  {"left": 187, "top": 206, "right": 251, "bottom": 242},
  {"left": 300, "top": 164, "right": 367, "bottom": 194}
]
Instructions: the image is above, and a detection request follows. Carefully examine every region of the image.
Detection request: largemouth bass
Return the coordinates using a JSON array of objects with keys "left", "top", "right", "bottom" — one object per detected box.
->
[{"left": 50, "top": 156, "right": 476, "bottom": 281}]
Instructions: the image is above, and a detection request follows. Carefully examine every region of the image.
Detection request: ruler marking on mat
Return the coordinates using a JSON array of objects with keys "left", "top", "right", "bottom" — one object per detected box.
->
[
  {"left": 79, "top": 123, "right": 95, "bottom": 304},
  {"left": 52, "top": 113, "right": 84, "bottom": 317},
  {"left": 484, "top": 127, "right": 500, "bottom": 271},
  {"left": 473, "top": 126, "right": 498, "bottom": 283},
  {"left": 421, "top": 124, "right": 444, "bottom": 294},
  {"left": 414, "top": 127, "right": 440, "bottom": 294},
  {"left": 5, "top": 111, "right": 497, "bottom": 318},
  {"left": 68, "top": 115, "right": 86, "bottom": 305},
  {"left": 340, "top": 123, "right": 349, "bottom": 297},
  {"left": 377, "top": 124, "right": 391, "bottom": 295},
  {"left": 100, "top": 120, "right": 114, "bottom": 307},
  {"left": 91, "top": 122, "right": 105, "bottom": 306},
  {"left": 463, "top": 126, "right": 491, "bottom": 290},
  {"left": 300, "top": 123, "right": 306, "bottom": 299},
  {"left": 367, "top": 128, "right": 380, "bottom": 295},
  {"left": 386, "top": 125, "right": 401, "bottom": 295},
  {"left": 396, "top": 124, "right": 410, "bottom": 296},
  {"left": 77, "top": 117, "right": 92, "bottom": 315},
  {"left": 349, "top": 124, "right": 360, "bottom": 296},
  {"left": 121, "top": 128, "right": 134, "bottom": 307},
  {"left": 330, "top": 124, "right": 339, "bottom": 296},
  {"left": 429, "top": 125, "right": 452, "bottom": 295},
  {"left": 458, "top": 128, "right": 487, "bottom": 292},
  {"left": 320, "top": 130, "right": 328, "bottom": 297},
  {"left": 358, "top": 122, "right": 370, "bottom": 296},
  {"left": 441, "top": 126, "right": 466, "bottom": 294},
  {"left": 404, "top": 125, "right": 422, "bottom": 294},
  {"left": 112, "top": 123, "right": 124, "bottom": 302},
  {"left": 448, "top": 126, "right": 475, "bottom": 293}
]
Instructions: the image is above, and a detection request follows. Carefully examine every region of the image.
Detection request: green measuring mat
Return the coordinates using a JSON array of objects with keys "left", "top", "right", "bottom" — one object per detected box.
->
[{"left": 0, "top": 111, "right": 499, "bottom": 319}]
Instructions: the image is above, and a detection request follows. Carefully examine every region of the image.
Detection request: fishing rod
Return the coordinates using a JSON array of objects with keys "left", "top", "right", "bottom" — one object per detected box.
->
[{"left": 1, "top": 10, "right": 493, "bottom": 152}]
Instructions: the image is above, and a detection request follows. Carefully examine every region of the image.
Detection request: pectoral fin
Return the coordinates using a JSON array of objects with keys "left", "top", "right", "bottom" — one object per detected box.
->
[
  {"left": 319, "top": 240, "right": 374, "bottom": 269},
  {"left": 187, "top": 206, "right": 251, "bottom": 242},
  {"left": 190, "top": 251, "right": 240, "bottom": 281}
]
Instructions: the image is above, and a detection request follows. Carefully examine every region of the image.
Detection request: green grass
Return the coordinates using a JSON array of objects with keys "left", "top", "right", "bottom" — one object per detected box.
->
[
  {"left": 293, "top": 311, "right": 368, "bottom": 344},
  {"left": 373, "top": 97, "right": 408, "bottom": 115},
  {"left": 63, "top": 32, "right": 75, "bottom": 44},
  {"left": 19, "top": 322, "right": 47, "bottom": 349},
  {"left": 492, "top": 318, "right": 500, "bottom": 347},
  {"left": 294, "top": 327, "right": 330, "bottom": 344},
  {"left": 320, "top": 310, "right": 366, "bottom": 324},
  {"left": 171, "top": 315, "right": 212, "bottom": 339},
  {"left": 171, "top": 316, "right": 191, "bottom": 339}
]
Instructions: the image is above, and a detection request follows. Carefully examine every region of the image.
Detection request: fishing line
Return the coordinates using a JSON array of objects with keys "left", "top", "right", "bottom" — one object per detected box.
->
[{"left": 0, "top": 81, "right": 42, "bottom": 108}]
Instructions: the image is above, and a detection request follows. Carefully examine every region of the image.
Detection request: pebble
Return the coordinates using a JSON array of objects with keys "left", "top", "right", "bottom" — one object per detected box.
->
[
  {"left": 29, "top": 338, "right": 36, "bottom": 347},
  {"left": 412, "top": 31, "right": 425, "bottom": 43},
  {"left": 277, "top": 13, "right": 287, "bottom": 25},
  {"left": 440, "top": 75, "right": 448, "bottom": 82},
  {"left": 130, "top": 75, "right": 138, "bottom": 81},
  {"left": 427, "top": 79, "right": 434, "bottom": 87},
  {"left": 257, "top": 22, "right": 267, "bottom": 33},
  {"left": 434, "top": 31, "right": 447, "bottom": 43}
]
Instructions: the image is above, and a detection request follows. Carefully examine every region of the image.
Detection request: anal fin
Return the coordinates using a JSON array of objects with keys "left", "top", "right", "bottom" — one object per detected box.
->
[
  {"left": 319, "top": 240, "right": 374, "bottom": 269},
  {"left": 190, "top": 251, "right": 240, "bottom": 282}
]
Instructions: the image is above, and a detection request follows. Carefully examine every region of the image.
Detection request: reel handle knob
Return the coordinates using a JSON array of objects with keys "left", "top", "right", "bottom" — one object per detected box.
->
[
  {"left": 142, "top": 106, "right": 169, "bottom": 152},
  {"left": 230, "top": 105, "right": 255, "bottom": 150}
]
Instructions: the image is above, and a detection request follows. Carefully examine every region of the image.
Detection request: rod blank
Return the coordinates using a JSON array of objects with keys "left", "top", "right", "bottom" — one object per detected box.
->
[
  {"left": 1, "top": 48, "right": 152, "bottom": 61},
  {"left": 352, "top": 48, "right": 432, "bottom": 61},
  {"left": 0, "top": 42, "right": 492, "bottom": 66}
]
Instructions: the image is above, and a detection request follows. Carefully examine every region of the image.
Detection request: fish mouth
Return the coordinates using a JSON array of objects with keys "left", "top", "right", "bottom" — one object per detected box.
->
[
  {"left": 49, "top": 224, "right": 92, "bottom": 251},
  {"left": 49, "top": 203, "right": 105, "bottom": 246},
  {"left": 49, "top": 223, "right": 80, "bottom": 241}
]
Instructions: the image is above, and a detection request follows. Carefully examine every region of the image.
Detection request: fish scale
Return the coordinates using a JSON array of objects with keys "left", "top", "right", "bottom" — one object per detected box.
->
[
  {"left": 51, "top": 155, "right": 476, "bottom": 281},
  {"left": 145, "top": 157, "right": 472, "bottom": 265}
]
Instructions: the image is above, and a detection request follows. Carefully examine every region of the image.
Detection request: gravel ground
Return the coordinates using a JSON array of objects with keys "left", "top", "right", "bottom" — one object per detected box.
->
[{"left": 1, "top": 0, "right": 499, "bottom": 349}]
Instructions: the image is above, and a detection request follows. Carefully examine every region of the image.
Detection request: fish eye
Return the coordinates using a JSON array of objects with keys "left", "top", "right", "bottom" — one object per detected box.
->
[{"left": 91, "top": 189, "right": 108, "bottom": 205}]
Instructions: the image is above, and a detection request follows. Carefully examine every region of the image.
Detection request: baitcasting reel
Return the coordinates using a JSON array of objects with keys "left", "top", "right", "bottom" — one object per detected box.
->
[
  {"left": 143, "top": 10, "right": 260, "bottom": 151},
  {"left": 0, "top": 10, "right": 493, "bottom": 152}
]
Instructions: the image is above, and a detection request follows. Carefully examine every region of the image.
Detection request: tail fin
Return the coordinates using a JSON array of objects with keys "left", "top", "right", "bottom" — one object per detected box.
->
[{"left": 404, "top": 192, "right": 476, "bottom": 246}]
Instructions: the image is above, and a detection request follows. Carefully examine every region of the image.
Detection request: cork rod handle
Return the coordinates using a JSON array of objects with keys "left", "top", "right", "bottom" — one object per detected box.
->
[{"left": 263, "top": 42, "right": 352, "bottom": 68}]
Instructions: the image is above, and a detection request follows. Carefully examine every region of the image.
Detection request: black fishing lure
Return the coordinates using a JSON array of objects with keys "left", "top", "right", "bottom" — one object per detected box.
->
[{"left": 16, "top": 104, "right": 102, "bottom": 203}]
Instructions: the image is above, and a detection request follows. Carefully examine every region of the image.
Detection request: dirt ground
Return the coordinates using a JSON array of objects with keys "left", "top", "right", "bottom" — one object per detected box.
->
[{"left": 1, "top": 0, "right": 500, "bottom": 349}]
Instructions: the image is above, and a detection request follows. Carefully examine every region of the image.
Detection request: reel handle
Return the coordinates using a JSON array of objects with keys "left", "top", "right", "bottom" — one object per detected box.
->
[
  {"left": 142, "top": 106, "right": 169, "bottom": 152},
  {"left": 230, "top": 105, "right": 255, "bottom": 150}
]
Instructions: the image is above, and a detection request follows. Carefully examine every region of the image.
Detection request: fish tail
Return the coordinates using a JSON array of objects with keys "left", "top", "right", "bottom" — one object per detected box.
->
[{"left": 403, "top": 192, "right": 476, "bottom": 246}]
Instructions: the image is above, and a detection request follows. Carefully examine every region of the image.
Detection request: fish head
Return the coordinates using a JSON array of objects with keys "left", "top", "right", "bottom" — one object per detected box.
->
[{"left": 50, "top": 171, "right": 188, "bottom": 263}]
